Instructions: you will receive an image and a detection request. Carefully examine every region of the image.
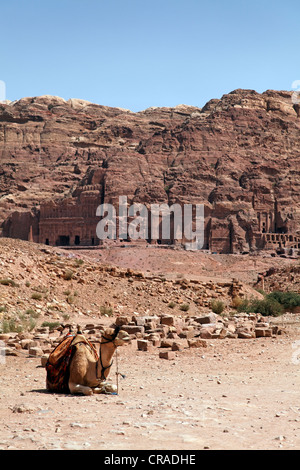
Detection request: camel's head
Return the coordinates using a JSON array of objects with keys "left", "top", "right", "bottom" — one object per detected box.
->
[{"left": 101, "top": 326, "right": 130, "bottom": 347}]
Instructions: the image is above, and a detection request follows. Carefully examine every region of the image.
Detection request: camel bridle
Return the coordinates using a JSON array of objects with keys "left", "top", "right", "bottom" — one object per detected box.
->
[{"left": 96, "top": 326, "right": 121, "bottom": 381}]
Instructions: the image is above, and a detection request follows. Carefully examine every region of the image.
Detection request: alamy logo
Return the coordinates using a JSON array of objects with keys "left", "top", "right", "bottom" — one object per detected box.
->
[
  {"left": 96, "top": 196, "right": 204, "bottom": 250},
  {"left": 292, "top": 80, "right": 300, "bottom": 105},
  {"left": 291, "top": 340, "right": 300, "bottom": 365},
  {"left": 0, "top": 80, "right": 6, "bottom": 102},
  {"left": 0, "top": 340, "right": 5, "bottom": 365}
]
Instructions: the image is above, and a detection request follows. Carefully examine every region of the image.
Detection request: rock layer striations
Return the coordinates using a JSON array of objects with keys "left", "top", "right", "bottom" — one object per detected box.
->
[{"left": 0, "top": 89, "right": 299, "bottom": 253}]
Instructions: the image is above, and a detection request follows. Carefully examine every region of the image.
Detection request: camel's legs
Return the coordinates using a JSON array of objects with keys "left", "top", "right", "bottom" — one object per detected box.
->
[
  {"left": 68, "top": 381, "right": 93, "bottom": 396},
  {"left": 93, "top": 383, "right": 117, "bottom": 394}
]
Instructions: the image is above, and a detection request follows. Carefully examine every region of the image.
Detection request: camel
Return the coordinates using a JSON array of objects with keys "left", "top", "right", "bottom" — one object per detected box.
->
[{"left": 53, "top": 325, "right": 130, "bottom": 395}]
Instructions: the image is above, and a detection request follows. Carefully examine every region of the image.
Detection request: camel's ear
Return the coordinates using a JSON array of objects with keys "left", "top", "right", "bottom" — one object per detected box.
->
[{"left": 114, "top": 326, "right": 121, "bottom": 337}]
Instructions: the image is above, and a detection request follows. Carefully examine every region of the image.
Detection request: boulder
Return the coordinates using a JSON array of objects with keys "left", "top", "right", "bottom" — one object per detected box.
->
[
  {"left": 188, "top": 339, "right": 207, "bottom": 348},
  {"left": 194, "top": 313, "right": 217, "bottom": 325},
  {"left": 159, "top": 351, "right": 176, "bottom": 360}
]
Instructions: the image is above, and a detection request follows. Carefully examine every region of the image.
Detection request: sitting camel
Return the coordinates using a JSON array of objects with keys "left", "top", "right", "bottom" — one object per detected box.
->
[
  {"left": 68, "top": 325, "right": 130, "bottom": 395},
  {"left": 46, "top": 325, "right": 130, "bottom": 395}
]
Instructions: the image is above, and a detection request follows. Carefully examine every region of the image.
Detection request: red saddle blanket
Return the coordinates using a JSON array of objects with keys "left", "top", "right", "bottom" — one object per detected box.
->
[{"left": 46, "top": 333, "right": 98, "bottom": 393}]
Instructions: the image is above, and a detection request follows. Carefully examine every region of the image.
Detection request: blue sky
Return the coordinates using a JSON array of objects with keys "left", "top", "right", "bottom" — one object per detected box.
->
[{"left": 0, "top": 0, "right": 299, "bottom": 111}]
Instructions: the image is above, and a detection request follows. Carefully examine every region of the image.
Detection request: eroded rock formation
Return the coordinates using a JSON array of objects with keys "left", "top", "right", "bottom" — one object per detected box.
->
[{"left": 0, "top": 89, "right": 299, "bottom": 253}]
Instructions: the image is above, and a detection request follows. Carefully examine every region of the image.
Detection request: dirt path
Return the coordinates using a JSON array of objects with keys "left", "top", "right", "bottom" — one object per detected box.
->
[{"left": 1, "top": 329, "right": 299, "bottom": 450}]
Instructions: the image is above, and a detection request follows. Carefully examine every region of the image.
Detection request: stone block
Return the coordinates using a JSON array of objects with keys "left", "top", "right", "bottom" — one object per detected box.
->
[
  {"left": 137, "top": 340, "right": 153, "bottom": 352},
  {"left": 178, "top": 328, "right": 194, "bottom": 339},
  {"left": 20, "top": 339, "right": 31, "bottom": 349},
  {"left": 161, "top": 315, "right": 174, "bottom": 326},
  {"left": 4, "top": 347, "right": 18, "bottom": 356},
  {"left": 198, "top": 325, "right": 215, "bottom": 338},
  {"left": 194, "top": 313, "right": 217, "bottom": 324},
  {"left": 237, "top": 330, "right": 254, "bottom": 339},
  {"left": 144, "top": 321, "right": 158, "bottom": 331},
  {"left": 188, "top": 339, "right": 207, "bottom": 348},
  {"left": 120, "top": 325, "right": 145, "bottom": 335},
  {"left": 255, "top": 327, "right": 272, "bottom": 338},
  {"left": 0, "top": 334, "right": 11, "bottom": 342},
  {"left": 41, "top": 354, "right": 48, "bottom": 367},
  {"left": 171, "top": 342, "right": 182, "bottom": 351},
  {"left": 29, "top": 346, "right": 44, "bottom": 357},
  {"left": 255, "top": 327, "right": 265, "bottom": 338},
  {"left": 115, "top": 316, "right": 130, "bottom": 326},
  {"left": 28, "top": 340, "right": 40, "bottom": 349},
  {"left": 159, "top": 351, "right": 176, "bottom": 360},
  {"left": 218, "top": 328, "right": 228, "bottom": 339}
]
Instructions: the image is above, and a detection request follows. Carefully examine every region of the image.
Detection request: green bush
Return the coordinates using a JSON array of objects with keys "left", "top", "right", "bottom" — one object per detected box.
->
[
  {"left": 1, "top": 314, "right": 37, "bottom": 333},
  {"left": 211, "top": 300, "right": 225, "bottom": 315},
  {"left": 1, "top": 318, "right": 20, "bottom": 333},
  {"left": 266, "top": 291, "right": 300, "bottom": 310},
  {"left": 237, "top": 297, "right": 283, "bottom": 317},
  {"left": 168, "top": 301, "right": 176, "bottom": 309},
  {"left": 25, "top": 308, "right": 39, "bottom": 318},
  {"left": 41, "top": 321, "right": 60, "bottom": 330},
  {"left": 31, "top": 292, "right": 42, "bottom": 300},
  {"left": 63, "top": 269, "right": 74, "bottom": 280},
  {"left": 74, "top": 259, "right": 84, "bottom": 267},
  {"left": 179, "top": 303, "right": 190, "bottom": 312}
]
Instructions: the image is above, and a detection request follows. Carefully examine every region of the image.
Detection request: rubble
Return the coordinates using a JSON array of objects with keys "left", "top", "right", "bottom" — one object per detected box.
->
[{"left": 0, "top": 310, "right": 284, "bottom": 365}]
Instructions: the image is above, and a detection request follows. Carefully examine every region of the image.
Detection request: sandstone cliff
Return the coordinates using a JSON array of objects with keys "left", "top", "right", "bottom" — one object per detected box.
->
[{"left": 0, "top": 89, "right": 299, "bottom": 252}]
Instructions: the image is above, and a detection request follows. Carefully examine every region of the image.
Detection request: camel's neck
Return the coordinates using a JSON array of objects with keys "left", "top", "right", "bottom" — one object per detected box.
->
[{"left": 98, "top": 342, "right": 116, "bottom": 380}]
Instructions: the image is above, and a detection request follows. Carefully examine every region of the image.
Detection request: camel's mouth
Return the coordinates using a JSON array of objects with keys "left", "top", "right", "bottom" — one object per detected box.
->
[
  {"left": 119, "top": 332, "right": 130, "bottom": 342},
  {"left": 121, "top": 334, "right": 130, "bottom": 342}
]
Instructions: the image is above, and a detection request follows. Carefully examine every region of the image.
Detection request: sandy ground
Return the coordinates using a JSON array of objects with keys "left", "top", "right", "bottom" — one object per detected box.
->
[
  {"left": 0, "top": 323, "right": 299, "bottom": 451},
  {"left": 1, "top": 239, "right": 300, "bottom": 451}
]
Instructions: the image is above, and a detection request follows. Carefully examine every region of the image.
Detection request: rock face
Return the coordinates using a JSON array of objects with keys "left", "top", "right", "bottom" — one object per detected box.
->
[{"left": 0, "top": 89, "right": 299, "bottom": 253}]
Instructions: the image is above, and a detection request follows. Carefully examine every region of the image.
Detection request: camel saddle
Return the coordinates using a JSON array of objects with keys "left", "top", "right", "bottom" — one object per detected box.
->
[{"left": 46, "top": 332, "right": 99, "bottom": 393}]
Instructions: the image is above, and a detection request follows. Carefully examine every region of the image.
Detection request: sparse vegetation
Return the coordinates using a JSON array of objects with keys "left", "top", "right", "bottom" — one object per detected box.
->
[
  {"left": 231, "top": 296, "right": 243, "bottom": 309},
  {"left": 266, "top": 291, "right": 300, "bottom": 310},
  {"left": 236, "top": 290, "right": 300, "bottom": 317},
  {"left": 237, "top": 297, "right": 283, "bottom": 317},
  {"left": 100, "top": 305, "right": 113, "bottom": 316},
  {"left": 41, "top": 321, "right": 60, "bottom": 330},
  {"left": 25, "top": 308, "right": 39, "bottom": 318},
  {"left": 168, "top": 301, "right": 176, "bottom": 309},
  {"left": 1, "top": 318, "right": 20, "bottom": 333},
  {"left": 211, "top": 299, "right": 225, "bottom": 315},
  {"left": 19, "top": 314, "right": 37, "bottom": 331},
  {"left": 67, "top": 294, "right": 75, "bottom": 304},
  {"left": 179, "top": 303, "right": 190, "bottom": 312},
  {"left": 31, "top": 285, "right": 48, "bottom": 293},
  {"left": 74, "top": 259, "right": 84, "bottom": 267},
  {"left": 0, "top": 312, "right": 37, "bottom": 333},
  {"left": 255, "top": 288, "right": 265, "bottom": 296},
  {"left": 31, "top": 292, "right": 42, "bottom": 301},
  {"left": 63, "top": 269, "right": 74, "bottom": 280}
]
